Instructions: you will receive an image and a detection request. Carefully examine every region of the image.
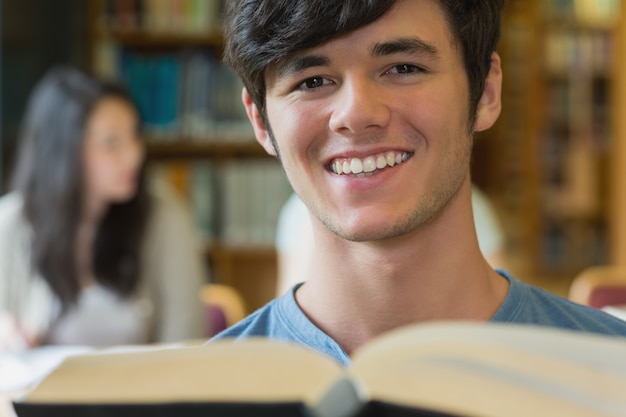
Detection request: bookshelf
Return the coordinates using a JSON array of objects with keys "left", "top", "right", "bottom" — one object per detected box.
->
[
  {"left": 611, "top": 0, "right": 626, "bottom": 267},
  {"left": 87, "top": 0, "right": 626, "bottom": 301},
  {"left": 146, "top": 141, "right": 269, "bottom": 159},
  {"left": 497, "top": 0, "right": 623, "bottom": 277},
  {"left": 87, "top": 0, "right": 290, "bottom": 312}
]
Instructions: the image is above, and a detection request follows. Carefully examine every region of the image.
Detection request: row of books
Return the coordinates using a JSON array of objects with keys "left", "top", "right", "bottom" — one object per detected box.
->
[
  {"left": 540, "top": 0, "right": 621, "bottom": 25},
  {"left": 542, "top": 134, "right": 602, "bottom": 209},
  {"left": 150, "top": 159, "right": 291, "bottom": 248},
  {"left": 496, "top": 17, "right": 535, "bottom": 249},
  {"left": 98, "top": 0, "right": 224, "bottom": 34},
  {"left": 538, "top": 20, "right": 611, "bottom": 230},
  {"left": 540, "top": 219, "right": 608, "bottom": 272},
  {"left": 497, "top": 1, "right": 616, "bottom": 275},
  {"left": 543, "top": 29, "right": 614, "bottom": 75},
  {"left": 542, "top": 79, "right": 610, "bottom": 145},
  {"left": 95, "top": 43, "right": 252, "bottom": 141}
]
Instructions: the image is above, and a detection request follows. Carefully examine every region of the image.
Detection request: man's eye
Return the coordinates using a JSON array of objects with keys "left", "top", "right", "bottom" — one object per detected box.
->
[
  {"left": 388, "top": 64, "right": 422, "bottom": 74},
  {"left": 300, "top": 77, "right": 327, "bottom": 89}
]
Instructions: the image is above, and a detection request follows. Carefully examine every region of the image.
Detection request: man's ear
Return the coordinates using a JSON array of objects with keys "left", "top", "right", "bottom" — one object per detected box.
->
[
  {"left": 473, "top": 52, "right": 502, "bottom": 132},
  {"left": 242, "top": 88, "right": 277, "bottom": 156}
]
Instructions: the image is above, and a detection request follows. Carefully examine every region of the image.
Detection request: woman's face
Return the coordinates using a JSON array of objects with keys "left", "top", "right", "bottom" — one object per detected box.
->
[{"left": 83, "top": 96, "right": 145, "bottom": 206}]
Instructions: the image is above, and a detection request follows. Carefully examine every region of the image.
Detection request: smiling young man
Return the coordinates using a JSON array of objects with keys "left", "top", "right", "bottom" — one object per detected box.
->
[{"left": 211, "top": 0, "right": 626, "bottom": 364}]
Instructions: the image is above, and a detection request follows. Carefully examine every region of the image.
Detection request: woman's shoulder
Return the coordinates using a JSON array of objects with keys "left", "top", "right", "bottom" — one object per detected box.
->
[
  {"left": 0, "top": 192, "right": 26, "bottom": 231},
  {"left": 142, "top": 177, "right": 197, "bottom": 240},
  {"left": 146, "top": 178, "right": 190, "bottom": 219},
  {"left": 0, "top": 193, "right": 30, "bottom": 260},
  {"left": 0, "top": 191, "right": 23, "bottom": 210}
]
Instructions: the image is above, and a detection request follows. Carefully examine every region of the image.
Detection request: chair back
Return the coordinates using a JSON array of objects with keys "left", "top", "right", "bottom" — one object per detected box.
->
[
  {"left": 200, "top": 284, "right": 247, "bottom": 337},
  {"left": 569, "top": 266, "right": 626, "bottom": 309}
]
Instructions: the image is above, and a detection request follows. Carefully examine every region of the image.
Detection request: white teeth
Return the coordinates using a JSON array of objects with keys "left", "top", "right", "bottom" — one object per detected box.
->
[
  {"left": 363, "top": 156, "right": 376, "bottom": 173},
  {"left": 386, "top": 152, "right": 396, "bottom": 167},
  {"left": 331, "top": 151, "right": 410, "bottom": 175},
  {"left": 376, "top": 155, "right": 387, "bottom": 169},
  {"left": 350, "top": 158, "right": 363, "bottom": 174}
]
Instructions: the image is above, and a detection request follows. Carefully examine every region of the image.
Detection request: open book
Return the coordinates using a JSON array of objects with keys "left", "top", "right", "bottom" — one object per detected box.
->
[{"left": 12, "top": 322, "right": 626, "bottom": 417}]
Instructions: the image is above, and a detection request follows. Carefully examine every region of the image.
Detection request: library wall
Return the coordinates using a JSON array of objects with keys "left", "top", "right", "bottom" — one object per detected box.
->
[
  {"left": 496, "top": 0, "right": 623, "bottom": 279},
  {"left": 81, "top": 0, "right": 626, "bottom": 306},
  {"left": 611, "top": 0, "right": 626, "bottom": 266}
]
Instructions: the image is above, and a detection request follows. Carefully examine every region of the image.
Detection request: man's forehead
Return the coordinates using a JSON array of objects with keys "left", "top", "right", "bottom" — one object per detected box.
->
[{"left": 263, "top": 0, "right": 457, "bottom": 84}]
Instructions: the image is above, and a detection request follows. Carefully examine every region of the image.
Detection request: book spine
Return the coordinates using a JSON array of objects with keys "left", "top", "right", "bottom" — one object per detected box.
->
[{"left": 216, "top": 160, "right": 289, "bottom": 247}]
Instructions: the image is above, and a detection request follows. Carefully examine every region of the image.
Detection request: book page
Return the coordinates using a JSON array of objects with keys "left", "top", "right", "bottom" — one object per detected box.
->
[
  {"left": 349, "top": 322, "right": 626, "bottom": 417},
  {"left": 21, "top": 339, "right": 344, "bottom": 407}
]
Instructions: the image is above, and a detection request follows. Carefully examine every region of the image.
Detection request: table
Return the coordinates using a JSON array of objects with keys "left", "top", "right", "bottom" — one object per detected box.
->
[{"left": 602, "top": 305, "right": 626, "bottom": 322}]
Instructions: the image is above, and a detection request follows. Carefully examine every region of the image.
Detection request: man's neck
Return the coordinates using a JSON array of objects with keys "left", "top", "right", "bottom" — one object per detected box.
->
[{"left": 294, "top": 197, "right": 509, "bottom": 355}]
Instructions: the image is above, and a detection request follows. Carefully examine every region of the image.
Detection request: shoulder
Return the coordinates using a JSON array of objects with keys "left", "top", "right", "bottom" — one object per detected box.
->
[
  {"left": 146, "top": 179, "right": 190, "bottom": 219},
  {"left": 142, "top": 178, "right": 196, "bottom": 240},
  {"left": 208, "top": 284, "right": 351, "bottom": 365},
  {"left": 209, "top": 297, "right": 289, "bottom": 340},
  {"left": 494, "top": 271, "right": 626, "bottom": 337},
  {"left": 0, "top": 192, "right": 28, "bottom": 236},
  {"left": 0, "top": 192, "right": 24, "bottom": 219},
  {"left": 139, "top": 177, "right": 204, "bottom": 277}
]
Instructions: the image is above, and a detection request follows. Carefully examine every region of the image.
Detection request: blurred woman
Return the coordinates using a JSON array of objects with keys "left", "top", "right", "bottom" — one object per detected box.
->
[{"left": 0, "top": 66, "right": 206, "bottom": 351}]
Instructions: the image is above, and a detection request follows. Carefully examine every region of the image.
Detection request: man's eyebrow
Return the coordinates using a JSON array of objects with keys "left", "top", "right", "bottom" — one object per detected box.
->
[
  {"left": 273, "top": 38, "right": 438, "bottom": 81},
  {"left": 275, "top": 55, "right": 331, "bottom": 81},
  {"left": 371, "top": 37, "right": 439, "bottom": 58}
]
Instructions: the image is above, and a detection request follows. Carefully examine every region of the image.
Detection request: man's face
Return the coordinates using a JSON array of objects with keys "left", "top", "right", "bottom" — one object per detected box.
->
[{"left": 246, "top": 0, "right": 501, "bottom": 243}]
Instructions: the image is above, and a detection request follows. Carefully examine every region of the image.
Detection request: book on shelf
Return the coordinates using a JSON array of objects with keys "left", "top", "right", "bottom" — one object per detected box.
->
[
  {"left": 148, "top": 160, "right": 216, "bottom": 245},
  {"left": 189, "top": 161, "right": 217, "bottom": 244},
  {"left": 218, "top": 159, "right": 291, "bottom": 247},
  {"left": 93, "top": 39, "right": 252, "bottom": 142},
  {"left": 148, "top": 159, "right": 290, "bottom": 248},
  {"left": 543, "top": 29, "right": 613, "bottom": 77},
  {"left": 123, "top": 49, "right": 251, "bottom": 141},
  {"left": 100, "top": 0, "right": 223, "bottom": 34},
  {"left": 543, "top": 0, "right": 621, "bottom": 27},
  {"left": 12, "top": 322, "right": 626, "bottom": 417}
]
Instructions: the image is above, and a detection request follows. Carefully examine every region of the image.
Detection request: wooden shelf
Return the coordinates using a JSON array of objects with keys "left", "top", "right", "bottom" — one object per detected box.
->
[
  {"left": 497, "top": 0, "right": 622, "bottom": 277},
  {"left": 95, "top": 29, "right": 224, "bottom": 49},
  {"left": 611, "top": 0, "right": 626, "bottom": 266},
  {"left": 207, "top": 245, "right": 278, "bottom": 312},
  {"left": 146, "top": 141, "right": 271, "bottom": 159},
  {"left": 540, "top": 15, "right": 620, "bottom": 31},
  {"left": 208, "top": 244, "right": 276, "bottom": 260}
]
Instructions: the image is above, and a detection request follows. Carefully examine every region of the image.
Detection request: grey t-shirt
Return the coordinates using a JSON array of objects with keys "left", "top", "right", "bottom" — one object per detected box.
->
[{"left": 210, "top": 271, "right": 626, "bottom": 366}]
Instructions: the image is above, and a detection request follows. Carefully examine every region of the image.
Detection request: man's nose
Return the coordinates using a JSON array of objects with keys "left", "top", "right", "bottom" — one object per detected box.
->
[{"left": 328, "top": 76, "right": 391, "bottom": 136}]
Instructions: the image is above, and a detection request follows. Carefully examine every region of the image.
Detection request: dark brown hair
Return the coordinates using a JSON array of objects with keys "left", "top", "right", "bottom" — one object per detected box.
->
[{"left": 223, "top": 0, "right": 505, "bottom": 127}]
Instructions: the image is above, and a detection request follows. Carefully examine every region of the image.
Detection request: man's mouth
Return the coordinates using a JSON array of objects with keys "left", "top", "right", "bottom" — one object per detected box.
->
[{"left": 329, "top": 151, "right": 412, "bottom": 178}]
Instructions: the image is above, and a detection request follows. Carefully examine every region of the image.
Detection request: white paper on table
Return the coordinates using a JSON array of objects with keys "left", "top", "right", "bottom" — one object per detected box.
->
[{"left": 602, "top": 305, "right": 626, "bottom": 322}]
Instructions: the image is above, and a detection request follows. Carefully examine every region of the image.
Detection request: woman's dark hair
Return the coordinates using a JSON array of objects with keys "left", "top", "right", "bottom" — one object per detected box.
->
[
  {"left": 11, "top": 66, "right": 149, "bottom": 310},
  {"left": 223, "top": 0, "right": 505, "bottom": 127}
]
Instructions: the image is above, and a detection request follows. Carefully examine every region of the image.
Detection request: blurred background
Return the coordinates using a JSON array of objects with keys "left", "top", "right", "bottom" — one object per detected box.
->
[{"left": 0, "top": 0, "right": 625, "bottom": 311}]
